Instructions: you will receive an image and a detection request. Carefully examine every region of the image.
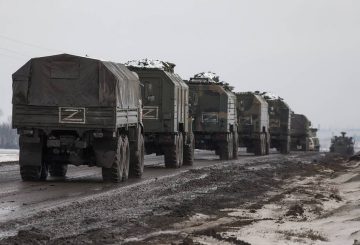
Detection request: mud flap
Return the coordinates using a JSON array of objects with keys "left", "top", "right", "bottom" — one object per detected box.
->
[
  {"left": 93, "top": 138, "right": 118, "bottom": 168},
  {"left": 19, "top": 135, "right": 43, "bottom": 166}
]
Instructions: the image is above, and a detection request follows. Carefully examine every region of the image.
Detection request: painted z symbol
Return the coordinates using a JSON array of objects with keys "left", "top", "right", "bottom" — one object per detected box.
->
[
  {"left": 143, "top": 109, "right": 155, "bottom": 117},
  {"left": 64, "top": 109, "right": 82, "bottom": 121}
]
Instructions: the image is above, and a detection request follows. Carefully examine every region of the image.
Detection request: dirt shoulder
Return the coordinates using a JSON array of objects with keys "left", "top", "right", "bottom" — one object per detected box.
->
[{"left": 0, "top": 152, "right": 359, "bottom": 245}]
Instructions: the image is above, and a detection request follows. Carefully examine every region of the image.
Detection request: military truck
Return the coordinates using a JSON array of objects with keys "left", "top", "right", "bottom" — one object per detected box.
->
[
  {"left": 126, "top": 59, "right": 194, "bottom": 168},
  {"left": 330, "top": 132, "right": 354, "bottom": 156},
  {"left": 309, "top": 128, "right": 320, "bottom": 152},
  {"left": 262, "top": 93, "right": 291, "bottom": 154},
  {"left": 187, "top": 72, "right": 238, "bottom": 160},
  {"left": 235, "top": 91, "right": 270, "bottom": 155},
  {"left": 290, "top": 113, "right": 311, "bottom": 151},
  {"left": 12, "top": 54, "right": 144, "bottom": 182}
]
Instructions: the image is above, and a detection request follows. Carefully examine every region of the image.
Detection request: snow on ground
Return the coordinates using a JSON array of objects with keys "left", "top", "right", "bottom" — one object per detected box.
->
[
  {"left": 216, "top": 163, "right": 360, "bottom": 245},
  {"left": 0, "top": 149, "right": 18, "bottom": 162}
]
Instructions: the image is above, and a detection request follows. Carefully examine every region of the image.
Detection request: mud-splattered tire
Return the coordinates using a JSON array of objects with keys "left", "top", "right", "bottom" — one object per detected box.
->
[
  {"left": 122, "top": 136, "right": 130, "bottom": 181},
  {"left": 232, "top": 132, "right": 238, "bottom": 160},
  {"left": 254, "top": 137, "right": 262, "bottom": 156},
  {"left": 165, "top": 134, "right": 183, "bottom": 168},
  {"left": 183, "top": 133, "right": 195, "bottom": 166},
  {"left": 102, "top": 137, "right": 123, "bottom": 183},
  {"left": 280, "top": 140, "right": 290, "bottom": 154},
  {"left": 49, "top": 164, "right": 68, "bottom": 177},
  {"left": 20, "top": 162, "right": 48, "bottom": 181},
  {"left": 130, "top": 134, "right": 144, "bottom": 178},
  {"left": 220, "top": 133, "right": 233, "bottom": 160},
  {"left": 265, "top": 133, "right": 270, "bottom": 155}
]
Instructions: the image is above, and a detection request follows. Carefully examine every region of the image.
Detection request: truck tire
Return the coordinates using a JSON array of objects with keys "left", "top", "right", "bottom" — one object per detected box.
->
[
  {"left": 254, "top": 135, "right": 263, "bottom": 156},
  {"left": 261, "top": 134, "right": 267, "bottom": 155},
  {"left": 165, "top": 134, "right": 183, "bottom": 168},
  {"left": 130, "top": 134, "right": 144, "bottom": 178},
  {"left": 232, "top": 131, "right": 238, "bottom": 159},
  {"left": 280, "top": 139, "right": 290, "bottom": 154},
  {"left": 49, "top": 163, "right": 68, "bottom": 177},
  {"left": 102, "top": 137, "right": 124, "bottom": 182},
  {"left": 20, "top": 163, "right": 48, "bottom": 181},
  {"left": 183, "top": 133, "right": 195, "bottom": 166},
  {"left": 220, "top": 133, "right": 233, "bottom": 160},
  {"left": 122, "top": 136, "right": 130, "bottom": 181},
  {"left": 19, "top": 139, "right": 48, "bottom": 181},
  {"left": 265, "top": 134, "right": 270, "bottom": 155}
]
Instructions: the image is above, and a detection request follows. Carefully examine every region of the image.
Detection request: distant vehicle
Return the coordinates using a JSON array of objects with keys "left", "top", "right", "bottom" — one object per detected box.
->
[
  {"left": 126, "top": 59, "right": 194, "bottom": 168},
  {"left": 12, "top": 54, "right": 144, "bottom": 182},
  {"left": 330, "top": 132, "right": 354, "bottom": 155},
  {"left": 309, "top": 128, "right": 320, "bottom": 152},
  {"left": 262, "top": 93, "right": 291, "bottom": 154},
  {"left": 187, "top": 72, "right": 238, "bottom": 160},
  {"left": 290, "top": 113, "right": 311, "bottom": 151},
  {"left": 235, "top": 91, "right": 270, "bottom": 155}
]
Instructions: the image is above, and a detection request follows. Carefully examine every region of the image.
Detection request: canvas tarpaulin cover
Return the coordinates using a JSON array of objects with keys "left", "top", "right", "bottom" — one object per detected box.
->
[{"left": 12, "top": 54, "right": 140, "bottom": 108}]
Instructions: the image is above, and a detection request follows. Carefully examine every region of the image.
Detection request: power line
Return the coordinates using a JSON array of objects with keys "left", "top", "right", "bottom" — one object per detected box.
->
[
  {"left": 0, "top": 47, "right": 29, "bottom": 57},
  {"left": 0, "top": 34, "right": 63, "bottom": 53},
  {"left": 0, "top": 52, "right": 24, "bottom": 61}
]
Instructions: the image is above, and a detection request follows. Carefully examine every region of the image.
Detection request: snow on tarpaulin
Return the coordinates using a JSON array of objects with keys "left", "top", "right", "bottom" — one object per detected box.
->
[
  {"left": 262, "top": 92, "right": 283, "bottom": 100},
  {"left": 125, "top": 59, "right": 175, "bottom": 72},
  {"left": 193, "top": 72, "right": 219, "bottom": 82},
  {"left": 190, "top": 72, "right": 234, "bottom": 91}
]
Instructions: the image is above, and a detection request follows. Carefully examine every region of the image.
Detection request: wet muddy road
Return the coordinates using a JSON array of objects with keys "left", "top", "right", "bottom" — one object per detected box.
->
[
  {"left": 0, "top": 151, "right": 220, "bottom": 223},
  {"left": 1, "top": 151, "right": 357, "bottom": 245},
  {"left": 0, "top": 150, "right": 262, "bottom": 224}
]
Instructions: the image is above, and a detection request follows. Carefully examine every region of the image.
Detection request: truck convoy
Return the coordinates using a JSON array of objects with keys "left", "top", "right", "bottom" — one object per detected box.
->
[
  {"left": 235, "top": 92, "right": 270, "bottom": 155},
  {"left": 330, "top": 132, "right": 354, "bottom": 156},
  {"left": 290, "top": 113, "right": 311, "bottom": 151},
  {"left": 187, "top": 72, "right": 238, "bottom": 160},
  {"left": 126, "top": 59, "right": 194, "bottom": 168},
  {"left": 262, "top": 93, "right": 292, "bottom": 154},
  {"left": 11, "top": 54, "right": 321, "bottom": 182},
  {"left": 12, "top": 54, "right": 144, "bottom": 182}
]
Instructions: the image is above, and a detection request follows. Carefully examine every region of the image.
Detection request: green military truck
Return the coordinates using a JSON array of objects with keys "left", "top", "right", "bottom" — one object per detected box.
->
[
  {"left": 187, "top": 72, "right": 238, "bottom": 160},
  {"left": 126, "top": 59, "right": 194, "bottom": 168},
  {"left": 290, "top": 113, "right": 311, "bottom": 151},
  {"left": 12, "top": 54, "right": 144, "bottom": 182},
  {"left": 262, "top": 93, "right": 291, "bottom": 154},
  {"left": 235, "top": 92, "right": 270, "bottom": 155},
  {"left": 330, "top": 132, "right": 354, "bottom": 156},
  {"left": 309, "top": 128, "right": 320, "bottom": 152}
]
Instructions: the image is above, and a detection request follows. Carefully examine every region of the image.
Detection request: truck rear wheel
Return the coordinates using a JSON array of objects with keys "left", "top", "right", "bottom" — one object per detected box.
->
[
  {"left": 280, "top": 139, "right": 290, "bottom": 154},
  {"left": 20, "top": 164, "right": 48, "bottom": 181},
  {"left": 183, "top": 133, "right": 195, "bottom": 166},
  {"left": 233, "top": 132, "right": 239, "bottom": 159},
  {"left": 265, "top": 133, "right": 270, "bottom": 155},
  {"left": 19, "top": 138, "right": 48, "bottom": 181},
  {"left": 165, "top": 134, "right": 183, "bottom": 168},
  {"left": 102, "top": 137, "right": 124, "bottom": 183},
  {"left": 130, "top": 133, "right": 144, "bottom": 178},
  {"left": 220, "top": 133, "right": 233, "bottom": 160},
  {"left": 122, "top": 136, "right": 130, "bottom": 181},
  {"left": 254, "top": 135, "right": 263, "bottom": 156},
  {"left": 49, "top": 163, "right": 68, "bottom": 177}
]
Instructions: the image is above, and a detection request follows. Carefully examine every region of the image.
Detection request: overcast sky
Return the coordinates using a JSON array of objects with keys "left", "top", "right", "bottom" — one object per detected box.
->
[{"left": 0, "top": 0, "right": 359, "bottom": 129}]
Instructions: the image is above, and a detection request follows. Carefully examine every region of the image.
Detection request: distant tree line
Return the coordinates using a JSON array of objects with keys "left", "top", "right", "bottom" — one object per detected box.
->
[{"left": 0, "top": 115, "right": 18, "bottom": 149}]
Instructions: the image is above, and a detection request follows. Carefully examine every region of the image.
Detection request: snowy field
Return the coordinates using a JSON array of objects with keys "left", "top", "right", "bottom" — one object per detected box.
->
[{"left": 0, "top": 149, "right": 19, "bottom": 162}]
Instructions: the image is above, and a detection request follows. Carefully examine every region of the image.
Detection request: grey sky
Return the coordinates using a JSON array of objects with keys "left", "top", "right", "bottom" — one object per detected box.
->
[{"left": 0, "top": 0, "right": 359, "bottom": 128}]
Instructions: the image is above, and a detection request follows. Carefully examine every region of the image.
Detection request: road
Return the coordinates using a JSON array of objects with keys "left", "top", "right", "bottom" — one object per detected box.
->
[{"left": 0, "top": 150, "right": 253, "bottom": 224}]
